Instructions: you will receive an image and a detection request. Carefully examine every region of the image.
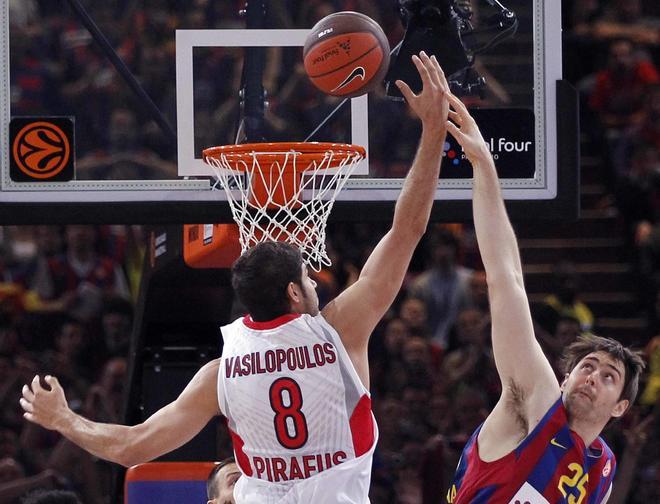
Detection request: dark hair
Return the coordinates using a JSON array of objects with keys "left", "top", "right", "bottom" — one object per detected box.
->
[
  {"left": 231, "top": 242, "right": 303, "bottom": 321},
  {"left": 21, "top": 490, "right": 83, "bottom": 504},
  {"left": 207, "top": 457, "right": 237, "bottom": 500},
  {"left": 560, "top": 334, "right": 646, "bottom": 405}
]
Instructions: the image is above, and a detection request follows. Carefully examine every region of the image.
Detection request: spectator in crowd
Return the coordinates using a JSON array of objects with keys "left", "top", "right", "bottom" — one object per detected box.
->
[
  {"left": 398, "top": 297, "right": 431, "bottom": 339},
  {"left": 40, "top": 316, "right": 91, "bottom": 398},
  {"left": 32, "top": 225, "right": 130, "bottom": 322},
  {"left": 98, "top": 295, "right": 134, "bottom": 359},
  {"left": 442, "top": 307, "right": 498, "bottom": 405},
  {"left": 409, "top": 228, "right": 473, "bottom": 349},
  {"left": 0, "top": 463, "right": 69, "bottom": 503},
  {"left": 82, "top": 357, "right": 127, "bottom": 424},
  {"left": 589, "top": 38, "right": 659, "bottom": 135},
  {"left": 639, "top": 336, "right": 660, "bottom": 407},
  {"left": 536, "top": 315, "right": 583, "bottom": 376},
  {"left": 590, "top": 0, "right": 660, "bottom": 48},
  {"left": 535, "top": 260, "right": 595, "bottom": 334}
]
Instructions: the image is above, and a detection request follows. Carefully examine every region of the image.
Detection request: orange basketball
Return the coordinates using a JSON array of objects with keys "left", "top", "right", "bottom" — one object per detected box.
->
[{"left": 303, "top": 11, "right": 390, "bottom": 98}]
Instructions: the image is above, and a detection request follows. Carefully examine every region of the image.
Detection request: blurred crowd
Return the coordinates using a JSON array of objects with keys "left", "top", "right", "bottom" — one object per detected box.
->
[{"left": 3, "top": 0, "right": 660, "bottom": 503}]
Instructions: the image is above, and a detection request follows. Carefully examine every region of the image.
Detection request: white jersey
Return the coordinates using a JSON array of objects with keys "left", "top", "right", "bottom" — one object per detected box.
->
[{"left": 218, "top": 313, "right": 377, "bottom": 503}]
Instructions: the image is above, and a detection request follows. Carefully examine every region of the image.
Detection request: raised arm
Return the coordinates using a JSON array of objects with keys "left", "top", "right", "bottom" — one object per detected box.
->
[
  {"left": 20, "top": 359, "right": 221, "bottom": 467},
  {"left": 322, "top": 52, "right": 448, "bottom": 385},
  {"left": 445, "top": 94, "right": 558, "bottom": 453}
]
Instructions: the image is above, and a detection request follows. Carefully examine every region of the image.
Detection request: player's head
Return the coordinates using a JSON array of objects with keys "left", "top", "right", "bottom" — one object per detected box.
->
[
  {"left": 560, "top": 334, "right": 645, "bottom": 424},
  {"left": 207, "top": 457, "right": 241, "bottom": 504},
  {"left": 231, "top": 242, "right": 318, "bottom": 321}
]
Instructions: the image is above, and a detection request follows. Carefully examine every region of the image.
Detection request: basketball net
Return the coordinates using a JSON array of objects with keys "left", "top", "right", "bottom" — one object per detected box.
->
[{"left": 204, "top": 142, "right": 365, "bottom": 271}]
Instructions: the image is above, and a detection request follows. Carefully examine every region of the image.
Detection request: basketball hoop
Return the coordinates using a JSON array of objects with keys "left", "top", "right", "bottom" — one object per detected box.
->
[{"left": 204, "top": 142, "right": 365, "bottom": 271}]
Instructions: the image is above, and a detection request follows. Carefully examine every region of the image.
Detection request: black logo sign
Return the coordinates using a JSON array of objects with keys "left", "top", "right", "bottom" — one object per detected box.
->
[{"left": 441, "top": 108, "right": 536, "bottom": 179}]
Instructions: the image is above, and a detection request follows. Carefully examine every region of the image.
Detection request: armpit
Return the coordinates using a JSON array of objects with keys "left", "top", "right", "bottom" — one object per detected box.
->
[{"left": 506, "top": 379, "right": 529, "bottom": 439}]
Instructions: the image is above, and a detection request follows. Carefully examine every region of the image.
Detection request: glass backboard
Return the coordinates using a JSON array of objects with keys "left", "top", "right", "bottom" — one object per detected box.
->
[{"left": 1, "top": 0, "right": 577, "bottom": 224}]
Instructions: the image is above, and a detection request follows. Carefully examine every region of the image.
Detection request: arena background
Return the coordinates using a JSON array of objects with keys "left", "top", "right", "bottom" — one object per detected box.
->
[{"left": 0, "top": 0, "right": 658, "bottom": 502}]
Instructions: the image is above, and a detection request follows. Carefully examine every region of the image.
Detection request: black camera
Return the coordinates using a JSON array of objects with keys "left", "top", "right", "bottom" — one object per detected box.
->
[{"left": 385, "top": 0, "right": 517, "bottom": 99}]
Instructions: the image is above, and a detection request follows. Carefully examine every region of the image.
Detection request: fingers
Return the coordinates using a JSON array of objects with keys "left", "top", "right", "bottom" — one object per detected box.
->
[
  {"left": 395, "top": 80, "right": 415, "bottom": 102},
  {"left": 419, "top": 52, "right": 442, "bottom": 90},
  {"left": 447, "top": 93, "right": 469, "bottom": 116},
  {"left": 22, "top": 384, "right": 35, "bottom": 402},
  {"left": 19, "top": 398, "right": 34, "bottom": 413},
  {"left": 412, "top": 53, "right": 432, "bottom": 90},
  {"left": 45, "top": 375, "right": 59, "bottom": 390},
  {"left": 31, "top": 375, "right": 44, "bottom": 394},
  {"left": 430, "top": 55, "right": 447, "bottom": 92},
  {"left": 448, "top": 110, "right": 462, "bottom": 124},
  {"left": 446, "top": 121, "right": 466, "bottom": 142}
]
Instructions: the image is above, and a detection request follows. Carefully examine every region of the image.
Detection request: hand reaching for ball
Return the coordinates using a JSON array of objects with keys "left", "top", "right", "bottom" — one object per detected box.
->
[{"left": 395, "top": 51, "right": 450, "bottom": 135}]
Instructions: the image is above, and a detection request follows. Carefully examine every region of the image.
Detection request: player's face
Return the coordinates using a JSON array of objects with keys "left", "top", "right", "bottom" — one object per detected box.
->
[
  {"left": 561, "top": 351, "right": 629, "bottom": 423},
  {"left": 208, "top": 462, "right": 241, "bottom": 504},
  {"left": 299, "top": 266, "right": 320, "bottom": 316}
]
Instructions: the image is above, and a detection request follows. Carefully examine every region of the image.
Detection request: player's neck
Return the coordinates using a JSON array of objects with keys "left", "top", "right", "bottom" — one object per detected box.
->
[{"left": 566, "top": 415, "right": 605, "bottom": 448}]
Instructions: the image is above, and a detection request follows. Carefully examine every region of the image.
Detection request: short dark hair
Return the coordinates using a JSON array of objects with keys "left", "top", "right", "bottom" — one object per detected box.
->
[
  {"left": 231, "top": 242, "right": 303, "bottom": 321},
  {"left": 560, "top": 334, "right": 646, "bottom": 405},
  {"left": 207, "top": 457, "right": 237, "bottom": 500},
  {"left": 21, "top": 490, "right": 82, "bottom": 504}
]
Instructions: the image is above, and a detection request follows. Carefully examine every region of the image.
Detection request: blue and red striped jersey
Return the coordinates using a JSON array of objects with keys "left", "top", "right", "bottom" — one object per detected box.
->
[{"left": 447, "top": 398, "right": 616, "bottom": 503}]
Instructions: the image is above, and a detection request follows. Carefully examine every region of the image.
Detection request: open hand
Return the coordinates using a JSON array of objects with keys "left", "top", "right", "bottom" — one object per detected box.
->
[
  {"left": 395, "top": 51, "right": 449, "bottom": 134},
  {"left": 20, "top": 375, "right": 71, "bottom": 431},
  {"left": 445, "top": 93, "right": 492, "bottom": 165}
]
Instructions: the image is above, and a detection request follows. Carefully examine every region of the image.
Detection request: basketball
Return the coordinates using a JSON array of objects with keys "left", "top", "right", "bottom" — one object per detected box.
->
[{"left": 303, "top": 11, "right": 390, "bottom": 98}]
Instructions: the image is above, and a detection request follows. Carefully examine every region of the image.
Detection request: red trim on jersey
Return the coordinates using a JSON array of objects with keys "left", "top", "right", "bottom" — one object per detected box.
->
[
  {"left": 242, "top": 313, "right": 301, "bottom": 330},
  {"left": 349, "top": 394, "right": 374, "bottom": 457},
  {"left": 228, "top": 426, "right": 253, "bottom": 476}
]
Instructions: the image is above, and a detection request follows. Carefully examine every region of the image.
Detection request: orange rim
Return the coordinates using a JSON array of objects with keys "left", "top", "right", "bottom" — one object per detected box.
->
[{"left": 203, "top": 142, "right": 366, "bottom": 171}]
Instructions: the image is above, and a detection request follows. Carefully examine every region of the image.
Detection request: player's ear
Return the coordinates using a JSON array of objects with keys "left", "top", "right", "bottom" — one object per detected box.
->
[
  {"left": 559, "top": 373, "right": 570, "bottom": 391},
  {"left": 287, "top": 281, "right": 301, "bottom": 304},
  {"left": 611, "top": 399, "right": 629, "bottom": 418}
]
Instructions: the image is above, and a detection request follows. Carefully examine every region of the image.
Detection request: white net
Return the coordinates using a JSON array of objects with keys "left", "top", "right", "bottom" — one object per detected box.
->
[{"left": 205, "top": 143, "right": 364, "bottom": 271}]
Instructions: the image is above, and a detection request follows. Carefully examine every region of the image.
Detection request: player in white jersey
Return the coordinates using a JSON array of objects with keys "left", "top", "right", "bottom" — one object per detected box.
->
[{"left": 19, "top": 52, "right": 450, "bottom": 503}]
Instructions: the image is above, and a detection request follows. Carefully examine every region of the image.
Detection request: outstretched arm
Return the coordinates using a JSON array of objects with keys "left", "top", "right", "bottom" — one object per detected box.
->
[
  {"left": 322, "top": 52, "right": 449, "bottom": 386},
  {"left": 20, "top": 359, "right": 221, "bottom": 467},
  {"left": 445, "top": 94, "right": 558, "bottom": 454}
]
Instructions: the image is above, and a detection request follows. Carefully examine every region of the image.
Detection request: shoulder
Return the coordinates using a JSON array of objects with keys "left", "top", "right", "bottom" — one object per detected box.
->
[{"left": 199, "top": 358, "right": 221, "bottom": 377}]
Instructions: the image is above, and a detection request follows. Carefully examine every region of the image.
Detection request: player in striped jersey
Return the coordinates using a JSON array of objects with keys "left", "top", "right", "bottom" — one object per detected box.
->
[
  {"left": 19, "top": 52, "right": 451, "bottom": 503},
  {"left": 444, "top": 93, "right": 645, "bottom": 504}
]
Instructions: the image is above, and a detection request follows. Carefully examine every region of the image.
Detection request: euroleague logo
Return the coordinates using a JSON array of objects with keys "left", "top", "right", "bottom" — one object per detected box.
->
[{"left": 9, "top": 118, "right": 74, "bottom": 182}]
